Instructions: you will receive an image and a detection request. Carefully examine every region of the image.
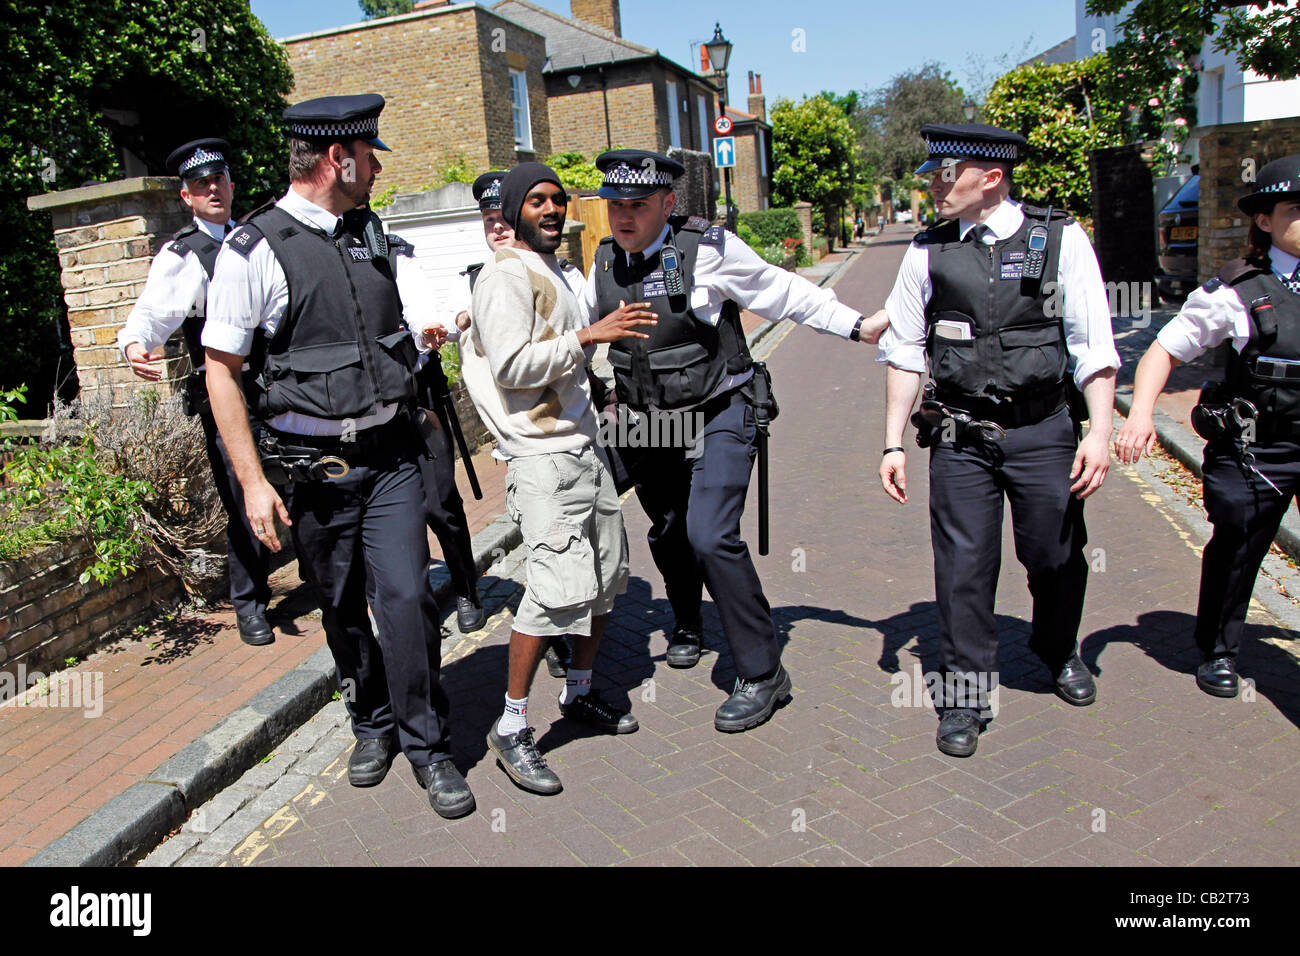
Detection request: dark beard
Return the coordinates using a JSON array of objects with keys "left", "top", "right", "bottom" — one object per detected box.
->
[{"left": 516, "top": 215, "right": 564, "bottom": 254}]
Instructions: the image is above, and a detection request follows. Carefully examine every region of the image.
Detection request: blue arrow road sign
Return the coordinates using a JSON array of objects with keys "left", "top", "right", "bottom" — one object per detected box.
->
[{"left": 712, "top": 136, "right": 736, "bottom": 168}]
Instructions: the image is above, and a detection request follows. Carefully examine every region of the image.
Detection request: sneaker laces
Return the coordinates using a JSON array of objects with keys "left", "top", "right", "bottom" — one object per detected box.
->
[
  {"left": 579, "top": 690, "right": 617, "bottom": 720},
  {"left": 513, "top": 727, "right": 550, "bottom": 772}
]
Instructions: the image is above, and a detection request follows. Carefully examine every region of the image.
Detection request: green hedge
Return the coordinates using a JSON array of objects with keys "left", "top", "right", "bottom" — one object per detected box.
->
[{"left": 737, "top": 208, "right": 802, "bottom": 247}]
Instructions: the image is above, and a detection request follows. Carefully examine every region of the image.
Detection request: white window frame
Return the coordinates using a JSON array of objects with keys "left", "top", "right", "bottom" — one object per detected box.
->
[
  {"left": 510, "top": 69, "right": 533, "bottom": 151},
  {"left": 759, "top": 128, "right": 768, "bottom": 177},
  {"left": 697, "top": 93, "right": 709, "bottom": 151},
  {"left": 667, "top": 79, "right": 681, "bottom": 148}
]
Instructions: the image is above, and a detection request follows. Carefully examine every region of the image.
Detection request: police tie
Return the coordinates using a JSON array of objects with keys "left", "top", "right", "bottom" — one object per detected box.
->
[
  {"left": 966, "top": 224, "right": 990, "bottom": 244},
  {"left": 1284, "top": 265, "right": 1300, "bottom": 295},
  {"left": 629, "top": 251, "right": 644, "bottom": 267}
]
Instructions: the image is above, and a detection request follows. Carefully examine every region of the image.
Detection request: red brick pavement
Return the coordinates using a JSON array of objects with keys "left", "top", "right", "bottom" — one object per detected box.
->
[{"left": 214, "top": 227, "right": 1300, "bottom": 867}]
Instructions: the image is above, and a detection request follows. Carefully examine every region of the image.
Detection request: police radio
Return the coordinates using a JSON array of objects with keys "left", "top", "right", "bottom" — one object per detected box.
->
[
  {"left": 1022, "top": 205, "right": 1051, "bottom": 281},
  {"left": 660, "top": 244, "right": 686, "bottom": 297}
]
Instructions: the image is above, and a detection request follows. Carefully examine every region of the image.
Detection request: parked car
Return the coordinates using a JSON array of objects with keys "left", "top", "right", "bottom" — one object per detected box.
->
[
  {"left": 1156, "top": 174, "right": 1199, "bottom": 303},
  {"left": 895, "top": 210, "right": 913, "bottom": 223}
]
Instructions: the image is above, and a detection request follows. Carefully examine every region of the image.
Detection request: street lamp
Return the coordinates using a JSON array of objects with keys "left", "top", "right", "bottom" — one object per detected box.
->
[
  {"left": 963, "top": 99, "right": 976, "bottom": 121},
  {"left": 705, "top": 22, "right": 736, "bottom": 232}
]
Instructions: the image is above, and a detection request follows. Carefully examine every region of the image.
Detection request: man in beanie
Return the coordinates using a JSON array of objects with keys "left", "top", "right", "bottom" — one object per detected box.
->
[{"left": 460, "top": 163, "right": 656, "bottom": 795}]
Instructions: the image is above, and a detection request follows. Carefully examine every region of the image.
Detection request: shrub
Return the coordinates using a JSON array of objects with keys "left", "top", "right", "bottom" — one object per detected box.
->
[{"left": 738, "top": 208, "right": 803, "bottom": 247}]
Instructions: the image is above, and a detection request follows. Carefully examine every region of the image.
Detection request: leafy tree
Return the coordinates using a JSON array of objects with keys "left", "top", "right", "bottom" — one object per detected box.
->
[
  {"left": 545, "top": 152, "right": 604, "bottom": 192},
  {"left": 858, "top": 63, "right": 969, "bottom": 184},
  {"left": 1088, "top": 0, "right": 1300, "bottom": 81},
  {"left": 982, "top": 56, "right": 1129, "bottom": 218},
  {"left": 770, "top": 94, "right": 861, "bottom": 241},
  {"left": 359, "top": 0, "right": 414, "bottom": 17},
  {"left": 2, "top": 0, "right": 293, "bottom": 415}
]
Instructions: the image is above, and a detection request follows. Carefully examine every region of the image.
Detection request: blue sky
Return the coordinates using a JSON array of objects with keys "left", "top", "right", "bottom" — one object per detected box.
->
[{"left": 251, "top": 0, "right": 1078, "bottom": 105}]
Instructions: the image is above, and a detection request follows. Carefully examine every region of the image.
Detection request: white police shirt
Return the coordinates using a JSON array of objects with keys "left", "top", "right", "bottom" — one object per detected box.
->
[
  {"left": 117, "top": 216, "right": 231, "bottom": 361},
  {"left": 1156, "top": 246, "right": 1300, "bottom": 361},
  {"left": 203, "top": 188, "right": 442, "bottom": 436},
  {"left": 877, "top": 198, "right": 1121, "bottom": 387},
  {"left": 577, "top": 223, "right": 860, "bottom": 401}
]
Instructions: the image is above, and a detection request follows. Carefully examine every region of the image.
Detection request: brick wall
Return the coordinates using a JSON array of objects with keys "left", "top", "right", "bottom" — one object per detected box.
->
[
  {"left": 730, "top": 126, "right": 770, "bottom": 213},
  {"left": 1198, "top": 117, "right": 1300, "bottom": 282},
  {"left": 0, "top": 541, "right": 182, "bottom": 681},
  {"left": 546, "top": 62, "right": 665, "bottom": 157},
  {"left": 284, "top": 6, "right": 549, "bottom": 192},
  {"left": 28, "top": 178, "right": 191, "bottom": 409}
]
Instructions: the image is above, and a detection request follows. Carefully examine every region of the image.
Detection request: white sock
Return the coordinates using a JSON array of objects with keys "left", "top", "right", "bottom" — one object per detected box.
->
[
  {"left": 560, "top": 669, "right": 592, "bottom": 706},
  {"left": 498, "top": 694, "right": 527, "bottom": 736}
]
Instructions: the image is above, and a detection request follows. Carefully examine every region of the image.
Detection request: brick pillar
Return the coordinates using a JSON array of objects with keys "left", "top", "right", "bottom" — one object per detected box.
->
[
  {"left": 27, "top": 177, "right": 190, "bottom": 408},
  {"left": 794, "top": 201, "right": 814, "bottom": 259}
]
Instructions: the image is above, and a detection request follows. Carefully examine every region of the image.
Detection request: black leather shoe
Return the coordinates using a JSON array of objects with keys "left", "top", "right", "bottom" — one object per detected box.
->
[
  {"left": 936, "top": 710, "right": 982, "bottom": 757},
  {"left": 237, "top": 612, "right": 274, "bottom": 646},
  {"left": 455, "top": 595, "right": 486, "bottom": 633},
  {"left": 543, "top": 636, "right": 572, "bottom": 679},
  {"left": 714, "top": 665, "right": 793, "bottom": 733},
  {"left": 412, "top": 758, "right": 476, "bottom": 819},
  {"left": 347, "top": 736, "right": 395, "bottom": 787},
  {"left": 1196, "top": 656, "right": 1239, "bottom": 698},
  {"left": 666, "top": 625, "right": 703, "bottom": 669},
  {"left": 560, "top": 688, "right": 639, "bottom": 734},
  {"left": 487, "top": 725, "right": 562, "bottom": 794},
  {"left": 1053, "top": 653, "right": 1097, "bottom": 707}
]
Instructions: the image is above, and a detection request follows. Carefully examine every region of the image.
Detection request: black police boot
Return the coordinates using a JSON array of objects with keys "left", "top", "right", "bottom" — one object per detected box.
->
[
  {"left": 347, "top": 735, "right": 396, "bottom": 787},
  {"left": 666, "top": 624, "right": 703, "bottom": 669},
  {"left": 456, "top": 593, "right": 486, "bottom": 633},
  {"left": 1052, "top": 653, "right": 1097, "bottom": 707},
  {"left": 936, "top": 710, "right": 982, "bottom": 758},
  {"left": 237, "top": 612, "right": 274, "bottom": 646},
  {"left": 714, "top": 665, "right": 792, "bottom": 733},
  {"left": 1196, "top": 656, "right": 1239, "bottom": 698},
  {"left": 412, "top": 758, "right": 476, "bottom": 819},
  {"left": 543, "top": 636, "right": 572, "bottom": 679}
]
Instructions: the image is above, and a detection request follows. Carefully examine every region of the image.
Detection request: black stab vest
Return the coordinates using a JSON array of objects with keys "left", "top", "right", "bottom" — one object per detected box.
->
[
  {"left": 169, "top": 224, "right": 222, "bottom": 367},
  {"left": 922, "top": 207, "right": 1070, "bottom": 403},
  {"left": 230, "top": 206, "right": 418, "bottom": 421},
  {"left": 594, "top": 215, "right": 751, "bottom": 410},
  {"left": 1218, "top": 259, "right": 1300, "bottom": 424}
]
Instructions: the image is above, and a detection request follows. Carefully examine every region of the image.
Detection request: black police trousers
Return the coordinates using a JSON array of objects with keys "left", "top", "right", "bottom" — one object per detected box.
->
[
  {"left": 416, "top": 402, "right": 478, "bottom": 602},
  {"left": 198, "top": 410, "right": 272, "bottom": 618},
  {"left": 928, "top": 406, "right": 1088, "bottom": 715},
  {"left": 281, "top": 441, "right": 451, "bottom": 766},
  {"left": 1195, "top": 438, "right": 1300, "bottom": 659},
  {"left": 630, "top": 390, "right": 781, "bottom": 681}
]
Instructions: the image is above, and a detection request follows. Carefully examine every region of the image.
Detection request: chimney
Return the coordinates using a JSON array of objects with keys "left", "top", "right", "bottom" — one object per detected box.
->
[
  {"left": 700, "top": 43, "right": 710, "bottom": 75},
  {"left": 747, "top": 72, "right": 766, "bottom": 122},
  {"left": 570, "top": 0, "right": 621, "bottom": 36}
]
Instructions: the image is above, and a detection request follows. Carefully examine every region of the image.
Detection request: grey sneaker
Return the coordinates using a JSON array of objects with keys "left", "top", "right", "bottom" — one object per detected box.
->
[{"left": 486, "top": 725, "right": 562, "bottom": 795}]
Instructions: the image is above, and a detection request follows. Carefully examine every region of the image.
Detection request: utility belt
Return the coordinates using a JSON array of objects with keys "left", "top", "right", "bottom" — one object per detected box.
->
[
  {"left": 912, "top": 381, "right": 1066, "bottom": 446},
  {"left": 1192, "top": 383, "right": 1292, "bottom": 495},
  {"left": 257, "top": 407, "right": 421, "bottom": 485}
]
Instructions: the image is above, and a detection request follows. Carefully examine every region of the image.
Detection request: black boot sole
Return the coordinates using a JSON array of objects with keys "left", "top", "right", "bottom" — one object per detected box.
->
[
  {"left": 666, "top": 648, "right": 701, "bottom": 669},
  {"left": 1196, "top": 676, "right": 1239, "bottom": 698},
  {"left": 714, "top": 672, "right": 793, "bottom": 733}
]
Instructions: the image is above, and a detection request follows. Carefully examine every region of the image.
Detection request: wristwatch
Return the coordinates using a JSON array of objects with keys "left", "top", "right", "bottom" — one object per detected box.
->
[{"left": 849, "top": 315, "right": 865, "bottom": 342}]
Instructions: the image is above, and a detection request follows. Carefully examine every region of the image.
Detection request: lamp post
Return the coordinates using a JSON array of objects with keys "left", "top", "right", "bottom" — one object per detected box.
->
[
  {"left": 962, "top": 99, "right": 976, "bottom": 121},
  {"left": 705, "top": 22, "right": 735, "bottom": 232}
]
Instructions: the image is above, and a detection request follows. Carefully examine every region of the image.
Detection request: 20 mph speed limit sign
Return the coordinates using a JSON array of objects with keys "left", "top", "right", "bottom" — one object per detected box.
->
[{"left": 714, "top": 115, "right": 733, "bottom": 135}]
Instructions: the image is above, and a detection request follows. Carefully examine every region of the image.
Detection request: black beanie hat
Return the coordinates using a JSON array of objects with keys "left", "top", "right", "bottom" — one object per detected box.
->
[{"left": 501, "top": 162, "right": 565, "bottom": 230}]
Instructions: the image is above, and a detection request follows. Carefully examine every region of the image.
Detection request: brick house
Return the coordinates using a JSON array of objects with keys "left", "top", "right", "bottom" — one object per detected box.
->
[
  {"left": 281, "top": 1, "right": 552, "bottom": 193},
  {"left": 722, "top": 70, "right": 773, "bottom": 213}
]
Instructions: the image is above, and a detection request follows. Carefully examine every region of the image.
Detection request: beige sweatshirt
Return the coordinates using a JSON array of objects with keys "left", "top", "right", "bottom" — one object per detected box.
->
[{"left": 462, "top": 246, "right": 598, "bottom": 459}]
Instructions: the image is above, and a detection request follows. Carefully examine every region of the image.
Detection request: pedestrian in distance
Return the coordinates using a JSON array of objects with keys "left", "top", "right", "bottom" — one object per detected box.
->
[{"left": 1116, "top": 154, "right": 1300, "bottom": 699}]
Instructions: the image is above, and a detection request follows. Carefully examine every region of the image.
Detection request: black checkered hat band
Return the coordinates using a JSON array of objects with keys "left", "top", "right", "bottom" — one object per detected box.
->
[
  {"left": 1260, "top": 180, "right": 1295, "bottom": 194},
  {"left": 289, "top": 117, "right": 379, "bottom": 139},
  {"left": 179, "top": 147, "right": 226, "bottom": 176},
  {"left": 925, "top": 138, "right": 1019, "bottom": 161},
  {"left": 603, "top": 162, "right": 674, "bottom": 187},
  {"left": 483, "top": 180, "right": 501, "bottom": 199}
]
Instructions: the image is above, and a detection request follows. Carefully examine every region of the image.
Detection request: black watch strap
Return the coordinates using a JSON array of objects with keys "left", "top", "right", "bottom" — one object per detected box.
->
[
  {"left": 882, "top": 446, "right": 905, "bottom": 455},
  {"left": 849, "top": 315, "right": 865, "bottom": 342}
]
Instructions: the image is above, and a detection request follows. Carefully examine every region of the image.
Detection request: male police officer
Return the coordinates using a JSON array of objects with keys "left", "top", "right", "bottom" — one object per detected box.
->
[
  {"left": 875, "top": 124, "right": 1119, "bottom": 758},
  {"left": 202, "top": 95, "right": 475, "bottom": 818},
  {"left": 117, "top": 138, "right": 273, "bottom": 646},
  {"left": 580, "top": 149, "right": 885, "bottom": 733}
]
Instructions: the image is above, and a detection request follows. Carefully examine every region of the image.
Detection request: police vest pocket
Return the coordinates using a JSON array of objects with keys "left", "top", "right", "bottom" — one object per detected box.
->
[
  {"left": 285, "top": 341, "right": 365, "bottom": 416},
  {"left": 376, "top": 329, "right": 419, "bottom": 370},
  {"left": 998, "top": 324, "right": 1066, "bottom": 392},
  {"left": 606, "top": 348, "right": 648, "bottom": 408},
  {"left": 648, "top": 341, "right": 712, "bottom": 408},
  {"left": 526, "top": 523, "right": 599, "bottom": 610},
  {"left": 928, "top": 312, "right": 980, "bottom": 393}
]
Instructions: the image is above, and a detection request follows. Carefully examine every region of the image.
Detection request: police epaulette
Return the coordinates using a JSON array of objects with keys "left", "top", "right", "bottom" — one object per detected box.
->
[
  {"left": 1021, "top": 204, "right": 1076, "bottom": 226},
  {"left": 226, "top": 223, "right": 265, "bottom": 258},
  {"left": 683, "top": 215, "right": 712, "bottom": 232},
  {"left": 1213, "top": 257, "right": 1269, "bottom": 290},
  {"left": 167, "top": 223, "right": 198, "bottom": 257},
  {"left": 914, "top": 220, "right": 958, "bottom": 245},
  {"left": 698, "top": 224, "right": 726, "bottom": 247},
  {"left": 598, "top": 234, "right": 616, "bottom": 246},
  {"left": 387, "top": 233, "right": 414, "bottom": 256}
]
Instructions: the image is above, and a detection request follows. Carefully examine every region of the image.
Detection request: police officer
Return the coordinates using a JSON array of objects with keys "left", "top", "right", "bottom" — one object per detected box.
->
[
  {"left": 579, "top": 149, "right": 885, "bottom": 733},
  {"left": 1116, "top": 155, "right": 1300, "bottom": 698},
  {"left": 202, "top": 95, "right": 475, "bottom": 818},
  {"left": 876, "top": 124, "right": 1119, "bottom": 758},
  {"left": 117, "top": 138, "right": 273, "bottom": 646}
]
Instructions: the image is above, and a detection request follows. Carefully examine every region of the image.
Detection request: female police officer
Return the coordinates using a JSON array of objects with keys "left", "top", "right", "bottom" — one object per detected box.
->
[{"left": 1116, "top": 154, "right": 1300, "bottom": 698}]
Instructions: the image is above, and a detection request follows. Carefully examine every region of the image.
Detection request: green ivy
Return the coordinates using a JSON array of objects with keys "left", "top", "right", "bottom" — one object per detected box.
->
[{"left": 545, "top": 152, "right": 604, "bottom": 192}]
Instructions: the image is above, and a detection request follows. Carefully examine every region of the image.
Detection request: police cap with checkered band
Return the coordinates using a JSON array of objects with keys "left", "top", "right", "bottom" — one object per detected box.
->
[
  {"left": 282, "top": 94, "right": 391, "bottom": 151},
  {"left": 915, "top": 124, "right": 1027, "bottom": 175},
  {"left": 1238, "top": 154, "right": 1300, "bottom": 216},
  {"left": 165, "top": 138, "right": 231, "bottom": 183},
  {"left": 596, "top": 149, "right": 685, "bottom": 199},
  {"left": 473, "top": 171, "right": 506, "bottom": 211}
]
